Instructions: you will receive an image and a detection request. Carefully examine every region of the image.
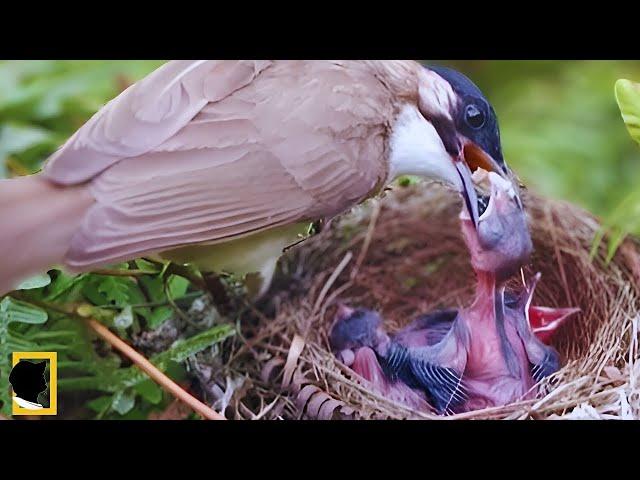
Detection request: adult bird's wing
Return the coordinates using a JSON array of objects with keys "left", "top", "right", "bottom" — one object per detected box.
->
[
  {"left": 42, "top": 61, "right": 392, "bottom": 268},
  {"left": 44, "top": 61, "right": 272, "bottom": 185}
]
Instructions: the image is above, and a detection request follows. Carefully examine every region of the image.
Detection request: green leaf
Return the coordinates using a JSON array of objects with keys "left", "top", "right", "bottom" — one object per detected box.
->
[
  {"left": 44, "top": 271, "right": 87, "bottom": 301},
  {"left": 615, "top": 79, "right": 640, "bottom": 146},
  {"left": 162, "top": 324, "right": 235, "bottom": 364},
  {"left": 0, "top": 297, "right": 49, "bottom": 414},
  {"left": 135, "top": 259, "right": 161, "bottom": 272},
  {"left": 113, "top": 324, "right": 235, "bottom": 390},
  {"left": 0, "top": 297, "right": 48, "bottom": 325},
  {"left": 147, "top": 307, "right": 174, "bottom": 329},
  {"left": 0, "top": 122, "right": 54, "bottom": 155},
  {"left": 134, "top": 379, "right": 163, "bottom": 405},
  {"left": 81, "top": 275, "right": 146, "bottom": 308},
  {"left": 87, "top": 395, "right": 112, "bottom": 413},
  {"left": 111, "top": 390, "right": 136, "bottom": 415},
  {"left": 58, "top": 323, "right": 235, "bottom": 396},
  {"left": 114, "top": 305, "right": 134, "bottom": 329},
  {"left": 588, "top": 78, "right": 640, "bottom": 259},
  {"left": 597, "top": 187, "right": 640, "bottom": 261},
  {"left": 167, "top": 275, "right": 189, "bottom": 299},
  {"left": 139, "top": 274, "right": 190, "bottom": 328},
  {"left": 16, "top": 273, "right": 51, "bottom": 290}
]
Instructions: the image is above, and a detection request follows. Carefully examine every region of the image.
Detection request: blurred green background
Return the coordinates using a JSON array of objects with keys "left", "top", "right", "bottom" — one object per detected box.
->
[{"left": 1, "top": 60, "right": 638, "bottom": 223}]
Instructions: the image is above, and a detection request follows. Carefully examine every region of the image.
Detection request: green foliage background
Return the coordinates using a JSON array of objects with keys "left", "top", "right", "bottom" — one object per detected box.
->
[{"left": 0, "top": 60, "right": 639, "bottom": 419}]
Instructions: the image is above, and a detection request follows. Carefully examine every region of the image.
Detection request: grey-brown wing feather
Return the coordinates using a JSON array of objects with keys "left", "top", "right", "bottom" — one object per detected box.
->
[
  {"left": 44, "top": 61, "right": 272, "bottom": 185},
  {"left": 44, "top": 61, "right": 393, "bottom": 268}
]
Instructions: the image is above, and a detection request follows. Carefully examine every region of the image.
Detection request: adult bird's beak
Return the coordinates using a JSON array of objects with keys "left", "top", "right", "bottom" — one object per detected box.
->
[
  {"left": 418, "top": 64, "right": 522, "bottom": 231},
  {"left": 454, "top": 155, "right": 480, "bottom": 230}
]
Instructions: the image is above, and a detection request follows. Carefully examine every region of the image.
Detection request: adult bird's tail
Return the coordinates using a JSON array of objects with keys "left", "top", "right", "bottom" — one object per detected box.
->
[{"left": 0, "top": 175, "right": 93, "bottom": 294}]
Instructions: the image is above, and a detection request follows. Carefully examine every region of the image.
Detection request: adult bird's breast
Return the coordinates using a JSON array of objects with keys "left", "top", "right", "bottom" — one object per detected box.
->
[{"left": 158, "top": 221, "right": 312, "bottom": 297}]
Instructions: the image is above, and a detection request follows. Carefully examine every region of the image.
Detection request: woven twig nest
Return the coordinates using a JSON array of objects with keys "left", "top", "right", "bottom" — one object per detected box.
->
[{"left": 216, "top": 183, "right": 640, "bottom": 420}]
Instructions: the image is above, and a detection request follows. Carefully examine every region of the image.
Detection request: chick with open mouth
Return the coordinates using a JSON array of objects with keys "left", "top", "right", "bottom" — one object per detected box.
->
[{"left": 330, "top": 170, "right": 579, "bottom": 415}]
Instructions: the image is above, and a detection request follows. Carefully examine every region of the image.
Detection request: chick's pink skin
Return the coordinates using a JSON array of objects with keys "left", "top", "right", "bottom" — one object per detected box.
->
[
  {"left": 457, "top": 172, "right": 538, "bottom": 410},
  {"left": 457, "top": 272, "right": 537, "bottom": 411}
]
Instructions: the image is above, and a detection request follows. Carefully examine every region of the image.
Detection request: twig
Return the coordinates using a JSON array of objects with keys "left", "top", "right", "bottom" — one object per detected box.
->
[
  {"left": 8, "top": 292, "right": 74, "bottom": 315},
  {"left": 252, "top": 397, "right": 281, "bottom": 420},
  {"left": 351, "top": 200, "right": 381, "bottom": 280},
  {"left": 96, "top": 292, "right": 203, "bottom": 310},
  {"left": 142, "top": 258, "right": 208, "bottom": 291},
  {"left": 163, "top": 277, "right": 197, "bottom": 327},
  {"left": 87, "top": 319, "right": 225, "bottom": 420},
  {"left": 314, "top": 362, "right": 436, "bottom": 420},
  {"left": 311, "top": 251, "right": 353, "bottom": 318}
]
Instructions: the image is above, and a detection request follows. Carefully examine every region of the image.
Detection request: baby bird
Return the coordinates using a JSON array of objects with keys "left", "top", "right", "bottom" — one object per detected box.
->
[
  {"left": 330, "top": 289, "right": 577, "bottom": 415},
  {"left": 330, "top": 171, "right": 579, "bottom": 415}
]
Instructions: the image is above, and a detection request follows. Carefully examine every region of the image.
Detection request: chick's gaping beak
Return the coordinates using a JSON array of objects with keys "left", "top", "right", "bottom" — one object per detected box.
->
[{"left": 456, "top": 139, "right": 519, "bottom": 231}]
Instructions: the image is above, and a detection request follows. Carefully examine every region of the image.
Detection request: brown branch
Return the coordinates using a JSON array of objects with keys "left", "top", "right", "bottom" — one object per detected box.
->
[{"left": 87, "top": 319, "right": 226, "bottom": 421}]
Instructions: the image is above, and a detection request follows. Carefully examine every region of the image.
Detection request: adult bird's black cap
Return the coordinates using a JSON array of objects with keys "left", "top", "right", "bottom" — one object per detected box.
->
[
  {"left": 423, "top": 64, "right": 521, "bottom": 229},
  {"left": 428, "top": 64, "right": 508, "bottom": 178}
]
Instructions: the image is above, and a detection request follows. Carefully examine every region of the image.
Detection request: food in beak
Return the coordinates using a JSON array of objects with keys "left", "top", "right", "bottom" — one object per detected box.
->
[
  {"left": 460, "top": 169, "right": 533, "bottom": 281},
  {"left": 329, "top": 170, "right": 578, "bottom": 415},
  {"left": 463, "top": 143, "right": 499, "bottom": 174},
  {"left": 457, "top": 147, "right": 523, "bottom": 230}
]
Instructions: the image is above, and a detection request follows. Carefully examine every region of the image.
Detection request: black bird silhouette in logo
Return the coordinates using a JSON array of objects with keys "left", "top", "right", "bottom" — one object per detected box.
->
[{"left": 9, "top": 360, "right": 48, "bottom": 409}]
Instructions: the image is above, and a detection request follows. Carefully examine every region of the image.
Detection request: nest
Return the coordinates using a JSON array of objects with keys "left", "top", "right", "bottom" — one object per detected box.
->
[{"left": 207, "top": 183, "right": 640, "bottom": 420}]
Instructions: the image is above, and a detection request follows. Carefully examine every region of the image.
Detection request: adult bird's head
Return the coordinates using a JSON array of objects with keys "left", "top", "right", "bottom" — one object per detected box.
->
[{"left": 388, "top": 62, "right": 518, "bottom": 231}]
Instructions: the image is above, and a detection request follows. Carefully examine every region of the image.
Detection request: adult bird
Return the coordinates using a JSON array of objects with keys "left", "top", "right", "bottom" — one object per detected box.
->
[{"left": 0, "top": 60, "right": 519, "bottom": 296}]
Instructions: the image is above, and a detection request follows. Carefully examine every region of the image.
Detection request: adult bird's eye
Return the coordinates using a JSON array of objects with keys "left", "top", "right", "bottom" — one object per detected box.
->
[{"left": 465, "top": 104, "right": 485, "bottom": 129}]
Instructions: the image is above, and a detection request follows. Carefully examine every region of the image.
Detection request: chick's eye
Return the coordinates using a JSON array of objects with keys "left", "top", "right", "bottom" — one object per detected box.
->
[{"left": 465, "top": 104, "right": 485, "bottom": 129}]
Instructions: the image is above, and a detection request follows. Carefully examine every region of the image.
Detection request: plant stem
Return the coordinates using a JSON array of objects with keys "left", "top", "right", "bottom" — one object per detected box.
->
[
  {"left": 8, "top": 292, "right": 74, "bottom": 315},
  {"left": 142, "top": 258, "right": 209, "bottom": 291},
  {"left": 86, "top": 319, "right": 225, "bottom": 421}
]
